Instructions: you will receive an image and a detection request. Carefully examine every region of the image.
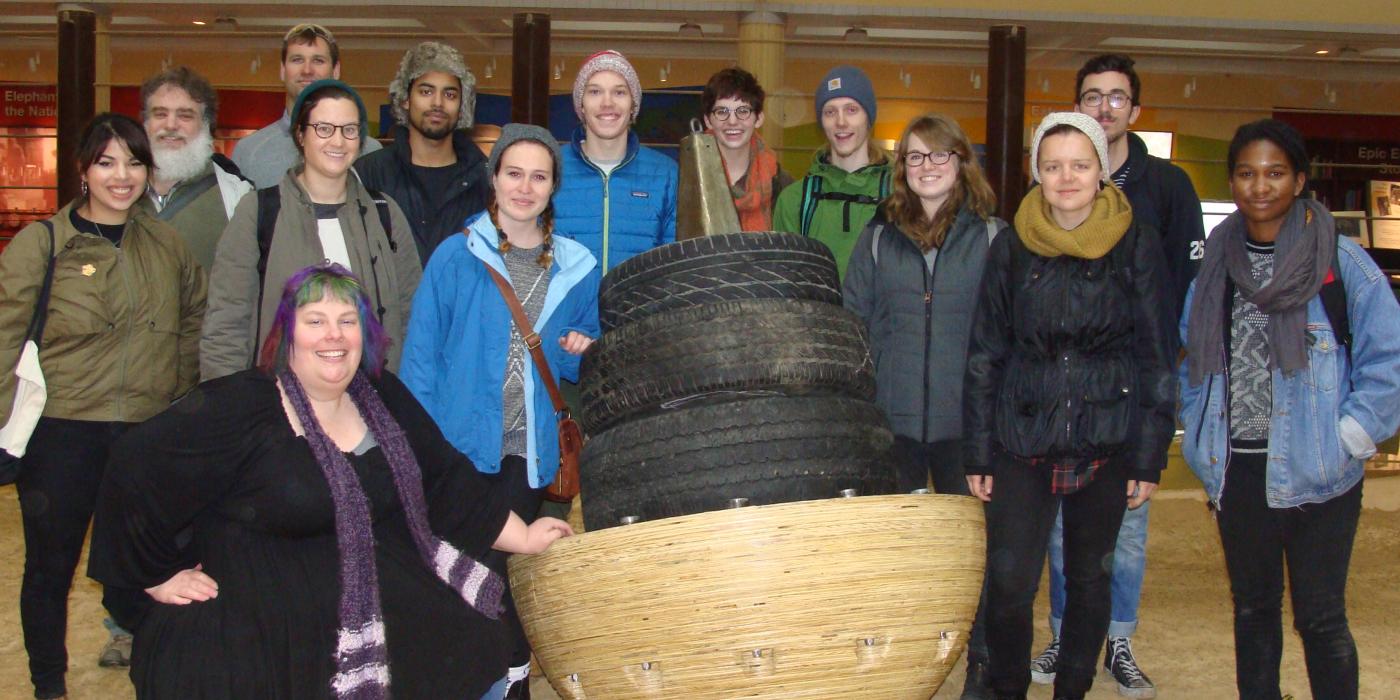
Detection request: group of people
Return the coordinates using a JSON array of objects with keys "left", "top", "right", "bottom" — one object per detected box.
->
[{"left": 0, "top": 18, "right": 1395, "bottom": 700}]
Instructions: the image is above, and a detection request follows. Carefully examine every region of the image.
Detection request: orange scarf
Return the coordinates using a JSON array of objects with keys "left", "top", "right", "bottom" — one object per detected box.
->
[{"left": 718, "top": 134, "right": 780, "bottom": 232}]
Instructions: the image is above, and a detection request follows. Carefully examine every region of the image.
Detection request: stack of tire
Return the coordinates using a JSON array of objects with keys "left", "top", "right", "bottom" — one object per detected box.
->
[{"left": 577, "top": 232, "right": 897, "bottom": 531}]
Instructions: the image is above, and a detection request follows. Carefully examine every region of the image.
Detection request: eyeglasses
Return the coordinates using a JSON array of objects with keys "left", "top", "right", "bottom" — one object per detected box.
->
[
  {"left": 306, "top": 122, "right": 361, "bottom": 140},
  {"left": 709, "top": 106, "right": 755, "bottom": 122},
  {"left": 1079, "top": 90, "right": 1132, "bottom": 110},
  {"left": 904, "top": 150, "right": 956, "bottom": 167}
]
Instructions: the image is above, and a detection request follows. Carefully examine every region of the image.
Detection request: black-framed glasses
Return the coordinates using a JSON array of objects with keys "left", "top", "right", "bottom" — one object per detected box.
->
[
  {"left": 710, "top": 106, "right": 755, "bottom": 122},
  {"left": 1079, "top": 90, "right": 1132, "bottom": 110},
  {"left": 306, "top": 122, "right": 361, "bottom": 140},
  {"left": 904, "top": 150, "right": 956, "bottom": 167}
]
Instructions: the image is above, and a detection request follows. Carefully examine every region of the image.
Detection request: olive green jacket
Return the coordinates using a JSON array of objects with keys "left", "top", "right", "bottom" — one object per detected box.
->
[{"left": 0, "top": 203, "right": 207, "bottom": 423}]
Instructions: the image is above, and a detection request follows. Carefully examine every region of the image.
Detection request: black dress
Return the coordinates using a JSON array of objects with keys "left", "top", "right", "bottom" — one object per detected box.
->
[{"left": 88, "top": 370, "right": 512, "bottom": 699}]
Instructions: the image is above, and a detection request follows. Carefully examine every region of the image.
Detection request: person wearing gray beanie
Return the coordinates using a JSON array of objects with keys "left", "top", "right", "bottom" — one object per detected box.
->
[
  {"left": 773, "top": 64, "right": 892, "bottom": 280},
  {"left": 357, "top": 41, "right": 491, "bottom": 264},
  {"left": 964, "top": 112, "right": 1176, "bottom": 700}
]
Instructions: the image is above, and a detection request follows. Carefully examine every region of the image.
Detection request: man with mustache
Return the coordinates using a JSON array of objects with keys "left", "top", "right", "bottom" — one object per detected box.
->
[
  {"left": 137, "top": 66, "right": 253, "bottom": 272},
  {"left": 356, "top": 42, "right": 489, "bottom": 264},
  {"left": 231, "top": 23, "right": 382, "bottom": 190},
  {"left": 1031, "top": 53, "right": 1206, "bottom": 700}
]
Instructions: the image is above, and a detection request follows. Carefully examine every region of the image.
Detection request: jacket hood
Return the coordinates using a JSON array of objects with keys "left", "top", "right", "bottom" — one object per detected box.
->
[
  {"left": 1121, "top": 131, "right": 1151, "bottom": 185},
  {"left": 463, "top": 211, "right": 597, "bottom": 280},
  {"left": 385, "top": 123, "right": 488, "bottom": 172},
  {"left": 806, "top": 149, "right": 892, "bottom": 188}
]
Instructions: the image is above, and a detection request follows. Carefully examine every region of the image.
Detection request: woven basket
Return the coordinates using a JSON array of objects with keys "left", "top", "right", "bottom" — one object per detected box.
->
[{"left": 509, "top": 494, "right": 985, "bottom": 699}]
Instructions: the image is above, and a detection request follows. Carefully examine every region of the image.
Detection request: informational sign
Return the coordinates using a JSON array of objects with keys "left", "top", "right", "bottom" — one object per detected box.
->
[
  {"left": 1369, "top": 180, "right": 1400, "bottom": 250},
  {"left": 0, "top": 85, "right": 57, "bottom": 127}
]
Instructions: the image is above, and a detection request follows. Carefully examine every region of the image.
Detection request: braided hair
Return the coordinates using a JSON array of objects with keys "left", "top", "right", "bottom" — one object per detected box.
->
[{"left": 487, "top": 196, "right": 555, "bottom": 268}]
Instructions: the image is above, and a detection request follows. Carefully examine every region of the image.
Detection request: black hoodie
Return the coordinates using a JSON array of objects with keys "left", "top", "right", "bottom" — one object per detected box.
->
[
  {"left": 355, "top": 124, "right": 490, "bottom": 264},
  {"left": 1115, "top": 130, "right": 1206, "bottom": 322}
]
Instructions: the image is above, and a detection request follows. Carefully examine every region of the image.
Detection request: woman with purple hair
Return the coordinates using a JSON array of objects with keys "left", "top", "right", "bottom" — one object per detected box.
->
[{"left": 89, "top": 263, "right": 571, "bottom": 700}]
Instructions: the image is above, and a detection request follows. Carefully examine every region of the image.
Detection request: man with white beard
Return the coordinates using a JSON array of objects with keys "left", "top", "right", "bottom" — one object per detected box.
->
[{"left": 137, "top": 66, "right": 253, "bottom": 271}]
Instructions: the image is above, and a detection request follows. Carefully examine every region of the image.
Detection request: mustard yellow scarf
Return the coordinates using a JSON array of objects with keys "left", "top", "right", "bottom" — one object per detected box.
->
[{"left": 1014, "top": 184, "right": 1133, "bottom": 259}]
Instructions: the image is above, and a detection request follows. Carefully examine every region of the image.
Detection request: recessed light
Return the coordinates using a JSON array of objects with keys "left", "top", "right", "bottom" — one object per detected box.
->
[
  {"left": 1315, "top": 49, "right": 1330, "bottom": 55},
  {"left": 192, "top": 20, "right": 206, "bottom": 25}
]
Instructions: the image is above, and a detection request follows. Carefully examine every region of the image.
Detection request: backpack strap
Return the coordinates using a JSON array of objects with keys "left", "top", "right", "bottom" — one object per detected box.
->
[
  {"left": 870, "top": 223, "right": 885, "bottom": 267},
  {"left": 365, "top": 188, "right": 396, "bottom": 253},
  {"left": 798, "top": 174, "right": 822, "bottom": 238},
  {"left": 253, "top": 186, "right": 283, "bottom": 354},
  {"left": 1319, "top": 256, "right": 1351, "bottom": 388}
]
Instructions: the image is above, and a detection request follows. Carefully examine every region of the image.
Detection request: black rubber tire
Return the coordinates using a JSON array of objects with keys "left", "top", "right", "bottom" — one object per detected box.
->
[
  {"left": 579, "top": 298, "right": 875, "bottom": 434},
  {"left": 598, "top": 231, "right": 840, "bottom": 332},
  {"left": 579, "top": 396, "right": 896, "bottom": 531}
]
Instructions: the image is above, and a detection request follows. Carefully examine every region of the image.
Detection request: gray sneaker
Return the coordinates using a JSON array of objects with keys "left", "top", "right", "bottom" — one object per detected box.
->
[
  {"left": 1103, "top": 636, "right": 1156, "bottom": 698},
  {"left": 1030, "top": 637, "right": 1059, "bottom": 684},
  {"left": 98, "top": 633, "right": 133, "bottom": 668}
]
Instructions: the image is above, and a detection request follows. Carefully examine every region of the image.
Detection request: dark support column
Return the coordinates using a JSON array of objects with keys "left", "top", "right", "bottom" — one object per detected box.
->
[
  {"left": 986, "top": 25, "right": 1026, "bottom": 222},
  {"left": 511, "top": 13, "right": 550, "bottom": 127},
  {"left": 57, "top": 5, "right": 96, "bottom": 205}
]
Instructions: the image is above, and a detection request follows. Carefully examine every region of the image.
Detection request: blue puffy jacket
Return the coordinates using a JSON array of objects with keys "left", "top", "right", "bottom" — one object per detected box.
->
[
  {"left": 553, "top": 128, "right": 677, "bottom": 272},
  {"left": 400, "top": 212, "right": 601, "bottom": 488}
]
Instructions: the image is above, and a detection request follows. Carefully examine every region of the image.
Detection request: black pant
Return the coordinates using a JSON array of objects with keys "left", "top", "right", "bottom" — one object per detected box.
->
[
  {"left": 983, "top": 453, "right": 1127, "bottom": 698},
  {"left": 482, "top": 455, "right": 546, "bottom": 669},
  {"left": 894, "top": 436, "right": 989, "bottom": 667},
  {"left": 16, "top": 417, "right": 140, "bottom": 699},
  {"left": 1217, "top": 451, "right": 1362, "bottom": 700}
]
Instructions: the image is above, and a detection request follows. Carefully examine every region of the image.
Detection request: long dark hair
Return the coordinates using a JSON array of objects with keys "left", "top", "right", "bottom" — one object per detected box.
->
[{"left": 76, "top": 113, "right": 155, "bottom": 173}]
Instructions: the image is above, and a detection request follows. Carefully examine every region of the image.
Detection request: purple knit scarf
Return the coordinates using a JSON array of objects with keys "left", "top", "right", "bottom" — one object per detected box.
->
[{"left": 279, "top": 371, "right": 505, "bottom": 699}]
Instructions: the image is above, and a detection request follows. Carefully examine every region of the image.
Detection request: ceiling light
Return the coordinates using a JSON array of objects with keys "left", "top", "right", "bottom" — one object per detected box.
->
[
  {"left": 844, "top": 27, "right": 868, "bottom": 43},
  {"left": 191, "top": 20, "right": 206, "bottom": 26},
  {"left": 679, "top": 21, "right": 702, "bottom": 38},
  {"left": 1315, "top": 49, "right": 1330, "bottom": 55}
]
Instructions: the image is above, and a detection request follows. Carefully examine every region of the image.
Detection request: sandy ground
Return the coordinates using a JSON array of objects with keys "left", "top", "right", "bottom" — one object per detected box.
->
[{"left": 1, "top": 478, "right": 1397, "bottom": 700}]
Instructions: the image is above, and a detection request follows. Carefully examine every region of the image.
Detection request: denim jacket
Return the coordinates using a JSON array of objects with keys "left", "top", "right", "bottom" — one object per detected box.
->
[{"left": 1178, "top": 237, "right": 1400, "bottom": 509}]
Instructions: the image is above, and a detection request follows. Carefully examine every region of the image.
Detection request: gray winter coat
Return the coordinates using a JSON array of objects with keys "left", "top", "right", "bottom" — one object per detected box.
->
[
  {"left": 200, "top": 169, "right": 421, "bottom": 379},
  {"left": 843, "top": 205, "right": 1004, "bottom": 443}
]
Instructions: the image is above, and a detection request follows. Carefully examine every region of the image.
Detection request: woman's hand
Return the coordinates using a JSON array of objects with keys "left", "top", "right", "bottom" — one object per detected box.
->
[
  {"left": 145, "top": 564, "right": 218, "bottom": 605},
  {"left": 1126, "top": 480, "right": 1157, "bottom": 509},
  {"left": 495, "top": 513, "right": 575, "bottom": 555},
  {"left": 559, "top": 331, "right": 594, "bottom": 355},
  {"left": 966, "top": 475, "right": 993, "bottom": 502}
]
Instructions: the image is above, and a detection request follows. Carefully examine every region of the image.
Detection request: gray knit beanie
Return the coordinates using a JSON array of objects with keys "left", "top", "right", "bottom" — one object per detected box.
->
[
  {"left": 1030, "top": 112, "right": 1111, "bottom": 183},
  {"left": 487, "top": 123, "right": 563, "bottom": 190},
  {"left": 388, "top": 41, "right": 476, "bottom": 130},
  {"left": 815, "top": 65, "right": 877, "bottom": 125},
  {"left": 572, "top": 50, "right": 642, "bottom": 122}
]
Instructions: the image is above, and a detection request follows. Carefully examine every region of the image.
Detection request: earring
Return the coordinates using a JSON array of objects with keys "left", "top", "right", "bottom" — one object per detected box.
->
[{"left": 81, "top": 180, "right": 89, "bottom": 197}]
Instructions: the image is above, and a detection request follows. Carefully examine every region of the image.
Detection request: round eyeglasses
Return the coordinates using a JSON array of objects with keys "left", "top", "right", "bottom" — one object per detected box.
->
[
  {"left": 709, "top": 106, "right": 755, "bottom": 122},
  {"left": 307, "top": 122, "right": 361, "bottom": 140},
  {"left": 904, "top": 150, "right": 956, "bottom": 167},
  {"left": 1078, "top": 91, "right": 1132, "bottom": 110}
]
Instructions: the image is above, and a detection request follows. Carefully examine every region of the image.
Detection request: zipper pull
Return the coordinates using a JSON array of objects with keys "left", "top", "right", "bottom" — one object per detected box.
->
[{"left": 923, "top": 291, "right": 932, "bottom": 304}]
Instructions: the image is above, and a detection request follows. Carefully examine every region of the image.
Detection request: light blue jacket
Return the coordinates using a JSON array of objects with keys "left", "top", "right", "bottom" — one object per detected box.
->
[
  {"left": 400, "top": 212, "right": 601, "bottom": 488},
  {"left": 1179, "top": 236, "right": 1400, "bottom": 509},
  {"left": 553, "top": 128, "right": 677, "bottom": 273}
]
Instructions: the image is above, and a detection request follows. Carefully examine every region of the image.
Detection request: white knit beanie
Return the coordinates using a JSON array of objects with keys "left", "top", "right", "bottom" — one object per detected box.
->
[
  {"left": 1030, "top": 111, "right": 1111, "bottom": 183},
  {"left": 572, "top": 50, "right": 642, "bottom": 122}
]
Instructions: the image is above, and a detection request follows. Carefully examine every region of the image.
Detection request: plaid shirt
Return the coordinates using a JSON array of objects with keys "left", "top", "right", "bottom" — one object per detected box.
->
[{"left": 1017, "top": 454, "right": 1109, "bottom": 495}]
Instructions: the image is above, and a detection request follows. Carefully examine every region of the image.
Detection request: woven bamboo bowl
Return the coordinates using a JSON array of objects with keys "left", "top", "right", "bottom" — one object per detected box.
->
[{"left": 509, "top": 494, "right": 986, "bottom": 699}]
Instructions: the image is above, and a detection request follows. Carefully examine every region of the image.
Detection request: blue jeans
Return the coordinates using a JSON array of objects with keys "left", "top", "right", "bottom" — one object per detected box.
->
[{"left": 1048, "top": 499, "right": 1149, "bottom": 639}]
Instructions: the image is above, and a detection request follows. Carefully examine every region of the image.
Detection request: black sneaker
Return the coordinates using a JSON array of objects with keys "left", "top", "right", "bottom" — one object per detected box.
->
[
  {"left": 1029, "top": 637, "right": 1059, "bottom": 684},
  {"left": 1103, "top": 636, "right": 1156, "bottom": 698}
]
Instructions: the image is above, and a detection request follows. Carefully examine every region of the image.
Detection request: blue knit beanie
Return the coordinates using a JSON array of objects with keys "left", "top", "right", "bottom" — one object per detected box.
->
[{"left": 815, "top": 66, "right": 876, "bottom": 125}]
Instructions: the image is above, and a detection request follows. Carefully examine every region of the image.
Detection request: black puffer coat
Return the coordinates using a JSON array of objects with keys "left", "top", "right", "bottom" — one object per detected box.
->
[{"left": 962, "top": 219, "right": 1177, "bottom": 481}]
